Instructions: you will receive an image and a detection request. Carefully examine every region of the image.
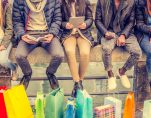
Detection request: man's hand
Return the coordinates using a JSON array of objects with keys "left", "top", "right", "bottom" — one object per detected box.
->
[
  {"left": 43, "top": 34, "right": 54, "bottom": 43},
  {"left": 150, "top": 38, "right": 151, "bottom": 43},
  {"left": 22, "top": 35, "right": 37, "bottom": 44},
  {"left": 78, "top": 23, "right": 87, "bottom": 30},
  {"left": 105, "top": 32, "right": 116, "bottom": 40},
  {"left": 116, "top": 35, "right": 126, "bottom": 46},
  {"left": 0, "top": 45, "right": 6, "bottom": 51},
  {"left": 66, "top": 23, "right": 73, "bottom": 29}
]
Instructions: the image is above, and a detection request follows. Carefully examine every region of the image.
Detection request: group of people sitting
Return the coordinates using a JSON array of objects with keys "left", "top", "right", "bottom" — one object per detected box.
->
[{"left": 0, "top": 0, "right": 151, "bottom": 98}]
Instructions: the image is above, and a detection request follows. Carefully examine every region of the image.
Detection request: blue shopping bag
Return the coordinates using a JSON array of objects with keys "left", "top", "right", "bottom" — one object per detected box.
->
[{"left": 65, "top": 97, "right": 76, "bottom": 118}]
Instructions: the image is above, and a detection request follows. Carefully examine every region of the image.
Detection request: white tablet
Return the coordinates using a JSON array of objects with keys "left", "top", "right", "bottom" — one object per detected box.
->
[{"left": 69, "top": 16, "right": 85, "bottom": 28}]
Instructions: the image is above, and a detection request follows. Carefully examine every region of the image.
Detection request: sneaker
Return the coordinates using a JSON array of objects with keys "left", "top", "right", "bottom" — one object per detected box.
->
[
  {"left": 108, "top": 77, "right": 117, "bottom": 91},
  {"left": 11, "top": 65, "right": 19, "bottom": 81},
  {"left": 117, "top": 71, "right": 131, "bottom": 89}
]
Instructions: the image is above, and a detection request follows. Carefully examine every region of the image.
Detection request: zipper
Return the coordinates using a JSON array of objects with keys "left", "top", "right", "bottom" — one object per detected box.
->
[{"left": 25, "top": 11, "right": 31, "bottom": 32}]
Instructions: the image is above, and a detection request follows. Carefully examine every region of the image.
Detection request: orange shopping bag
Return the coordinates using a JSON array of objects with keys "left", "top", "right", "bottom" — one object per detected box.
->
[{"left": 123, "top": 92, "right": 135, "bottom": 118}]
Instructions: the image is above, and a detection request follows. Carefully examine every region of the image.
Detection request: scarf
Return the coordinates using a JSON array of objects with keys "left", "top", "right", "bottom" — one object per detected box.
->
[{"left": 25, "top": 0, "right": 47, "bottom": 12}]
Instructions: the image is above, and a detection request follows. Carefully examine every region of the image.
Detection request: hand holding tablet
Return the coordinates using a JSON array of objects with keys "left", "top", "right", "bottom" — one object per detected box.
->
[{"left": 69, "top": 16, "right": 85, "bottom": 28}]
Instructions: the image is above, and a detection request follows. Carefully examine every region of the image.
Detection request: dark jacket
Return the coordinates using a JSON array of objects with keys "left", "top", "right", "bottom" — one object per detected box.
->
[
  {"left": 60, "top": 0, "right": 94, "bottom": 45},
  {"left": 1, "top": 3, "right": 13, "bottom": 48},
  {"left": 95, "top": 0, "right": 135, "bottom": 44},
  {"left": 135, "top": 0, "right": 151, "bottom": 43},
  {"left": 12, "top": 0, "right": 62, "bottom": 41}
]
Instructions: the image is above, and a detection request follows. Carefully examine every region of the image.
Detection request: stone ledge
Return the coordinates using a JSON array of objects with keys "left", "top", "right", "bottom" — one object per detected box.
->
[{"left": 9, "top": 45, "right": 146, "bottom": 64}]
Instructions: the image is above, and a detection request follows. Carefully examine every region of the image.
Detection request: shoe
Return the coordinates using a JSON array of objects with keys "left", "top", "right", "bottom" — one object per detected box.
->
[
  {"left": 11, "top": 65, "right": 19, "bottom": 81},
  {"left": 71, "top": 82, "right": 81, "bottom": 98},
  {"left": 46, "top": 72, "right": 59, "bottom": 90},
  {"left": 117, "top": 71, "right": 131, "bottom": 89},
  {"left": 20, "top": 75, "right": 31, "bottom": 89},
  {"left": 108, "top": 77, "right": 117, "bottom": 91}
]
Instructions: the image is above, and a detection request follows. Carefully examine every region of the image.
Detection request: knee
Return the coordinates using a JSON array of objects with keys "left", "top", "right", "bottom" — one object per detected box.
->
[
  {"left": 102, "top": 46, "right": 112, "bottom": 55},
  {"left": 131, "top": 48, "right": 142, "bottom": 59},
  {"left": 80, "top": 51, "right": 90, "bottom": 59},
  {"left": 64, "top": 47, "right": 75, "bottom": 56},
  {"left": 15, "top": 53, "right": 26, "bottom": 61},
  {"left": 52, "top": 51, "right": 64, "bottom": 61}
]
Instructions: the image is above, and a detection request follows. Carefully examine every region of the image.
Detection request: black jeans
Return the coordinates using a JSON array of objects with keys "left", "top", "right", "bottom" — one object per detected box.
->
[{"left": 16, "top": 34, "right": 64, "bottom": 76}]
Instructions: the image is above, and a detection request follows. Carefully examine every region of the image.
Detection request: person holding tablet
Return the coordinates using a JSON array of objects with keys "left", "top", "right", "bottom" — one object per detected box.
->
[{"left": 61, "top": 0, "right": 94, "bottom": 97}]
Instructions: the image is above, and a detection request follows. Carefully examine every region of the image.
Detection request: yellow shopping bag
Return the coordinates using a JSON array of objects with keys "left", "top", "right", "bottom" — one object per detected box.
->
[{"left": 3, "top": 85, "right": 34, "bottom": 118}]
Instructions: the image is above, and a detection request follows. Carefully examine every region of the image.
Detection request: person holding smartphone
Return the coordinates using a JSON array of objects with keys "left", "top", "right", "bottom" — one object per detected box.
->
[
  {"left": 13, "top": 0, "right": 64, "bottom": 89},
  {"left": 61, "top": 0, "right": 94, "bottom": 97},
  {"left": 95, "top": 0, "right": 142, "bottom": 91},
  {"left": 0, "top": 0, "right": 18, "bottom": 81}
]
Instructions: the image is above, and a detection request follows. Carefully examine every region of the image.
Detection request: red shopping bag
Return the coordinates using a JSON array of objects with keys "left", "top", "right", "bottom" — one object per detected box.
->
[{"left": 0, "top": 86, "right": 7, "bottom": 118}]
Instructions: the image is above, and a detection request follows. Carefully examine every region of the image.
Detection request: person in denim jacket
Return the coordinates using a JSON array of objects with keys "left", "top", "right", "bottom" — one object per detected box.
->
[{"left": 0, "top": 0, "right": 18, "bottom": 80}]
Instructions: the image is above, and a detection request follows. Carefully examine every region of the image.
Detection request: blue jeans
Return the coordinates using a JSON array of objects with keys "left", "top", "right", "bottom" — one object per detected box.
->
[
  {"left": 0, "top": 43, "right": 16, "bottom": 71},
  {"left": 140, "top": 35, "right": 151, "bottom": 80}
]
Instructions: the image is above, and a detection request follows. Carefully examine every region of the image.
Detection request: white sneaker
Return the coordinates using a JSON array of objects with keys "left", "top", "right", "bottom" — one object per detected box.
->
[
  {"left": 117, "top": 71, "right": 131, "bottom": 89},
  {"left": 108, "top": 77, "right": 117, "bottom": 91}
]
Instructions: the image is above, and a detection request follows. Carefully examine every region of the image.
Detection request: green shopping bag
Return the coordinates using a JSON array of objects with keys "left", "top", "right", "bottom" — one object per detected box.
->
[
  {"left": 76, "top": 90, "right": 93, "bottom": 118},
  {"left": 143, "top": 100, "right": 151, "bottom": 118},
  {"left": 45, "top": 88, "right": 64, "bottom": 118},
  {"left": 35, "top": 92, "right": 45, "bottom": 118}
]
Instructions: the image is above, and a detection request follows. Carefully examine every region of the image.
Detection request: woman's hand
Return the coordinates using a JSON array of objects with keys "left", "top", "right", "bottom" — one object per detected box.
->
[
  {"left": 66, "top": 23, "right": 73, "bottom": 29},
  {"left": 78, "top": 23, "right": 87, "bottom": 29},
  {"left": 0, "top": 45, "right": 6, "bottom": 51}
]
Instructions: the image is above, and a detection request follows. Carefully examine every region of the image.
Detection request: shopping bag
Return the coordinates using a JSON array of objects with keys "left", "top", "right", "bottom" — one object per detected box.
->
[
  {"left": 45, "top": 88, "right": 64, "bottom": 118},
  {"left": 65, "top": 97, "right": 76, "bottom": 118},
  {"left": 3, "top": 85, "right": 34, "bottom": 118},
  {"left": 94, "top": 105, "right": 115, "bottom": 118},
  {"left": 123, "top": 92, "right": 135, "bottom": 118},
  {"left": 35, "top": 91, "right": 45, "bottom": 118},
  {"left": 76, "top": 89, "right": 93, "bottom": 118},
  {"left": 0, "top": 86, "right": 7, "bottom": 118},
  {"left": 104, "top": 97, "right": 122, "bottom": 118},
  {"left": 143, "top": 100, "right": 151, "bottom": 118}
]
